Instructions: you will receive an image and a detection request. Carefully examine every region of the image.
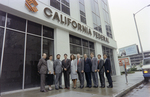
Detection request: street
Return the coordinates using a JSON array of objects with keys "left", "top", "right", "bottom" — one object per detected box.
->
[{"left": 124, "top": 80, "right": 150, "bottom": 97}]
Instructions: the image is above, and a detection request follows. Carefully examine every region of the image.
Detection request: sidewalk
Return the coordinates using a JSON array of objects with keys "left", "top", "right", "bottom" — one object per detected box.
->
[{"left": 2, "top": 72, "right": 143, "bottom": 97}]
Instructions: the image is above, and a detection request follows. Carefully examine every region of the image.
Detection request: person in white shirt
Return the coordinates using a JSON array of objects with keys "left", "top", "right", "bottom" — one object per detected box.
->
[{"left": 47, "top": 55, "right": 54, "bottom": 91}]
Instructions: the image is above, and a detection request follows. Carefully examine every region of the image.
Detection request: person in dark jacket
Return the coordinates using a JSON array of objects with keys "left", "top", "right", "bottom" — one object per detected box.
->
[
  {"left": 77, "top": 54, "right": 84, "bottom": 89},
  {"left": 37, "top": 53, "right": 47, "bottom": 92},
  {"left": 103, "top": 54, "right": 113, "bottom": 88},
  {"left": 62, "top": 54, "right": 70, "bottom": 89},
  {"left": 97, "top": 54, "right": 105, "bottom": 88},
  {"left": 84, "top": 54, "right": 92, "bottom": 88}
]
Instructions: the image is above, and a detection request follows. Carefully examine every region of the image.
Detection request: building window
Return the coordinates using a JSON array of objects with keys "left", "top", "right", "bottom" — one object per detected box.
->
[
  {"left": 91, "top": 0, "right": 102, "bottom": 33},
  {"left": 7, "top": 14, "right": 26, "bottom": 32},
  {"left": 0, "top": 12, "right": 54, "bottom": 92},
  {"left": 102, "top": 46, "right": 115, "bottom": 75},
  {"left": 50, "top": 0, "right": 70, "bottom": 15},
  {"left": 1, "top": 30, "right": 25, "bottom": 92},
  {"left": 27, "top": 21, "right": 41, "bottom": 35},
  {"left": 0, "top": 11, "right": 6, "bottom": 27},
  {"left": 102, "top": 0, "right": 112, "bottom": 38},
  {"left": 70, "top": 35, "right": 95, "bottom": 57},
  {"left": 79, "top": 0, "right": 86, "bottom": 24}
]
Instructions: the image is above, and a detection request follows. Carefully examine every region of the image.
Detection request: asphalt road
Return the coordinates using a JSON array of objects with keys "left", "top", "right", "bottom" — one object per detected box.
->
[{"left": 124, "top": 80, "right": 150, "bottom": 97}]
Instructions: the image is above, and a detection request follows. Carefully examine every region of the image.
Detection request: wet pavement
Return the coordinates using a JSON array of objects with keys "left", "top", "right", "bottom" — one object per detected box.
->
[
  {"left": 124, "top": 80, "right": 150, "bottom": 97},
  {"left": 2, "top": 72, "right": 143, "bottom": 97}
]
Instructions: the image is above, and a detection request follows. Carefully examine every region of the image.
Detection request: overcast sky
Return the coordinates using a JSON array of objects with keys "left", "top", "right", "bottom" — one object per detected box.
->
[{"left": 108, "top": 0, "right": 150, "bottom": 52}]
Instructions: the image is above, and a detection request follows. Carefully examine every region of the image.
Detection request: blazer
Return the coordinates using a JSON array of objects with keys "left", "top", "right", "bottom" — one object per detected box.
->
[
  {"left": 62, "top": 59, "right": 71, "bottom": 72},
  {"left": 97, "top": 59, "right": 104, "bottom": 73},
  {"left": 37, "top": 58, "right": 47, "bottom": 74},
  {"left": 47, "top": 60, "right": 54, "bottom": 74},
  {"left": 77, "top": 58, "right": 84, "bottom": 72},
  {"left": 104, "top": 58, "right": 111, "bottom": 73},
  {"left": 91, "top": 57, "right": 98, "bottom": 72},
  {"left": 71, "top": 59, "right": 77, "bottom": 74},
  {"left": 53, "top": 59, "right": 62, "bottom": 73},
  {"left": 84, "top": 58, "right": 92, "bottom": 72}
]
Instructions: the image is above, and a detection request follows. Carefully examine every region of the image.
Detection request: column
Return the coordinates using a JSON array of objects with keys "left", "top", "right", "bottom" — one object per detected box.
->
[
  {"left": 113, "top": 49, "right": 121, "bottom": 75},
  {"left": 54, "top": 28, "right": 70, "bottom": 85},
  {"left": 94, "top": 42, "right": 103, "bottom": 81},
  {"left": 95, "top": 42, "right": 103, "bottom": 57}
]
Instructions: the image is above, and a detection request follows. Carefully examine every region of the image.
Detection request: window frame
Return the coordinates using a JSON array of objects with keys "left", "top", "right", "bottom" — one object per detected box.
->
[
  {"left": 91, "top": 0, "right": 102, "bottom": 33},
  {"left": 79, "top": 0, "right": 87, "bottom": 24},
  {"left": 50, "top": 0, "right": 70, "bottom": 15},
  {"left": 102, "top": 0, "right": 113, "bottom": 38}
]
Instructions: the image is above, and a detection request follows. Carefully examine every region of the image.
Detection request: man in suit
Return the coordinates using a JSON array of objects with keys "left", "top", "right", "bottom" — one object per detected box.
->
[
  {"left": 90, "top": 52, "right": 98, "bottom": 88},
  {"left": 62, "top": 54, "right": 70, "bottom": 89},
  {"left": 77, "top": 54, "right": 84, "bottom": 89},
  {"left": 53, "top": 54, "right": 63, "bottom": 90},
  {"left": 103, "top": 54, "right": 113, "bottom": 88},
  {"left": 37, "top": 53, "right": 47, "bottom": 92},
  {"left": 84, "top": 54, "right": 92, "bottom": 88},
  {"left": 97, "top": 54, "right": 105, "bottom": 88}
]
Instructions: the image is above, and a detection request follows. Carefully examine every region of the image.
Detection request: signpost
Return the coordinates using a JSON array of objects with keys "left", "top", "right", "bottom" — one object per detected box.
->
[{"left": 122, "top": 60, "right": 128, "bottom": 84}]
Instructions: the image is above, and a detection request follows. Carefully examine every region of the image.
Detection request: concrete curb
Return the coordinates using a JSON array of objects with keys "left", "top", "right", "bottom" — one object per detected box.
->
[{"left": 113, "top": 80, "right": 144, "bottom": 97}]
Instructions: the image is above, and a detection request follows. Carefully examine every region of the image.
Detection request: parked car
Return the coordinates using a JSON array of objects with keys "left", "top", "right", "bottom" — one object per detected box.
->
[{"left": 142, "top": 57, "right": 150, "bottom": 82}]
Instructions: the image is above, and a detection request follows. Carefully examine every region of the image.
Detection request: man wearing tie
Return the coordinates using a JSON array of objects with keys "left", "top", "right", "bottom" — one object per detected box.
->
[
  {"left": 84, "top": 54, "right": 92, "bottom": 88},
  {"left": 77, "top": 54, "right": 84, "bottom": 89},
  {"left": 62, "top": 54, "right": 70, "bottom": 89},
  {"left": 97, "top": 54, "right": 105, "bottom": 88},
  {"left": 53, "top": 54, "right": 63, "bottom": 90},
  {"left": 103, "top": 54, "right": 113, "bottom": 88},
  {"left": 90, "top": 52, "right": 98, "bottom": 88}
]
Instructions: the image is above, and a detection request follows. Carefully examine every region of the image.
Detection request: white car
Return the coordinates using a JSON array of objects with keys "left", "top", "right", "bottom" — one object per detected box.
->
[{"left": 142, "top": 57, "right": 150, "bottom": 82}]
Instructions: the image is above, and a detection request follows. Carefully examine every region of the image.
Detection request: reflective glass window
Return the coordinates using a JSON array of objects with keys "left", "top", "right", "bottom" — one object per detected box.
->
[
  {"left": 7, "top": 14, "right": 26, "bottom": 31},
  {"left": 1, "top": 30, "right": 25, "bottom": 92},
  {"left": 43, "top": 26, "right": 54, "bottom": 38},
  {"left": 50, "top": 0, "right": 60, "bottom": 10},
  {"left": 62, "top": 4, "right": 70, "bottom": 15},
  {"left": 0, "top": 11, "right": 6, "bottom": 26},
  {"left": 27, "top": 21, "right": 41, "bottom": 35},
  {"left": 25, "top": 35, "right": 41, "bottom": 88}
]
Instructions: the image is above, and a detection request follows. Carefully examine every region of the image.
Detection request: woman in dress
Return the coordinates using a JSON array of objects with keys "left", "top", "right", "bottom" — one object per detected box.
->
[
  {"left": 47, "top": 55, "right": 54, "bottom": 91},
  {"left": 70, "top": 54, "right": 77, "bottom": 89}
]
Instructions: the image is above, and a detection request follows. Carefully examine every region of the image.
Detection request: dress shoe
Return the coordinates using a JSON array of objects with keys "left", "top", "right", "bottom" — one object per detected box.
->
[
  {"left": 73, "top": 86, "right": 76, "bottom": 89},
  {"left": 94, "top": 86, "right": 98, "bottom": 88},
  {"left": 40, "top": 90, "right": 47, "bottom": 92},
  {"left": 55, "top": 88, "right": 59, "bottom": 90},
  {"left": 85, "top": 86, "right": 89, "bottom": 88},
  {"left": 89, "top": 86, "right": 91, "bottom": 88},
  {"left": 80, "top": 86, "right": 84, "bottom": 89},
  {"left": 59, "top": 87, "right": 63, "bottom": 89},
  {"left": 100, "top": 86, "right": 105, "bottom": 88},
  {"left": 107, "top": 86, "right": 113, "bottom": 88}
]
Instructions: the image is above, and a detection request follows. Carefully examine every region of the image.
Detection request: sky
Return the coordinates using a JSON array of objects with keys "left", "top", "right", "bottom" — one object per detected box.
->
[{"left": 108, "top": 0, "right": 150, "bottom": 52}]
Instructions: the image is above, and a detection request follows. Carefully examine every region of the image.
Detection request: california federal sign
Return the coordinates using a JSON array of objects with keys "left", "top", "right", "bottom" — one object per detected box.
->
[{"left": 44, "top": 7, "right": 109, "bottom": 43}]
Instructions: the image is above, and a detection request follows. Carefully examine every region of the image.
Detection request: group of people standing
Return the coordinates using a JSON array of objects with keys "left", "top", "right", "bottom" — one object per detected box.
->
[{"left": 37, "top": 52, "right": 113, "bottom": 92}]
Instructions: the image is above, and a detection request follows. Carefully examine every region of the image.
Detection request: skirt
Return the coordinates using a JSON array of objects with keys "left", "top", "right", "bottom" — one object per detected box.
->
[{"left": 47, "top": 74, "right": 54, "bottom": 85}]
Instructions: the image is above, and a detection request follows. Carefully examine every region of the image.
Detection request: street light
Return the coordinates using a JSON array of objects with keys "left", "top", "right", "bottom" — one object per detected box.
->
[{"left": 133, "top": 4, "right": 150, "bottom": 60}]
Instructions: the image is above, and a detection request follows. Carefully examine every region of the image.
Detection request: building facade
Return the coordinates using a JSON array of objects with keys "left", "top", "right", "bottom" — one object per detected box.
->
[
  {"left": 127, "top": 51, "right": 150, "bottom": 65},
  {"left": 0, "top": 0, "right": 120, "bottom": 93}
]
